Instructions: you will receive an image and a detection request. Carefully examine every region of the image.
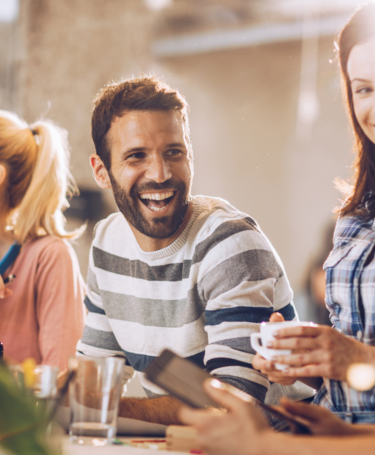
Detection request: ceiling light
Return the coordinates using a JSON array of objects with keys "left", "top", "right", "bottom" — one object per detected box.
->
[
  {"left": 144, "top": 0, "right": 172, "bottom": 11},
  {"left": 0, "top": 0, "right": 19, "bottom": 23}
]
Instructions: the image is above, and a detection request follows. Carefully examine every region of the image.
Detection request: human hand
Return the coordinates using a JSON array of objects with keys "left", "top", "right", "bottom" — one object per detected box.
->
[
  {"left": 268, "top": 325, "right": 369, "bottom": 381},
  {"left": 252, "top": 352, "right": 298, "bottom": 385},
  {"left": 0, "top": 275, "right": 13, "bottom": 299},
  {"left": 252, "top": 312, "right": 297, "bottom": 385},
  {"left": 278, "top": 397, "right": 367, "bottom": 436},
  {"left": 179, "top": 379, "right": 271, "bottom": 455}
]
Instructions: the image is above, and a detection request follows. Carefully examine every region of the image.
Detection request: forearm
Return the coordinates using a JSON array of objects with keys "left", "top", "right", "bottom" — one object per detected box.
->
[
  {"left": 118, "top": 396, "right": 182, "bottom": 425},
  {"left": 344, "top": 424, "right": 375, "bottom": 435},
  {"left": 258, "top": 432, "right": 375, "bottom": 455}
]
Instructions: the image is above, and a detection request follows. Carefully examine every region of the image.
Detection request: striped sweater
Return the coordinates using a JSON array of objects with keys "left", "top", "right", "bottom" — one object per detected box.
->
[{"left": 77, "top": 195, "right": 303, "bottom": 402}]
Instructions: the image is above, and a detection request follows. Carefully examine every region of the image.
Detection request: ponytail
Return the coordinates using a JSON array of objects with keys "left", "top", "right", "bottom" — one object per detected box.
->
[{"left": 0, "top": 111, "right": 85, "bottom": 243}]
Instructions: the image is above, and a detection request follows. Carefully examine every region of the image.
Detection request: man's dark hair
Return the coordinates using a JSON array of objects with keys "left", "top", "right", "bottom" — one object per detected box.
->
[{"left": 91, "top": 75, "right": 192, "bottom": 170}]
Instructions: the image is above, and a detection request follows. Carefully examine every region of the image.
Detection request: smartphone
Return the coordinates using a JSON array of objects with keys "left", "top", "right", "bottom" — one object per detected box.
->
[
  {"left": 145, "top": 349, "right": 311, "bottom": 434},
  {"left": 145, "top": 349, "right": 218, "bottom": 409}
]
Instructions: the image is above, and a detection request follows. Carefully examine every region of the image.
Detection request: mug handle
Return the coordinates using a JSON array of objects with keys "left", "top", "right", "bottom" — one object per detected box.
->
[{"left": 250, "top": 333, "right": 270, "bottom": 359}]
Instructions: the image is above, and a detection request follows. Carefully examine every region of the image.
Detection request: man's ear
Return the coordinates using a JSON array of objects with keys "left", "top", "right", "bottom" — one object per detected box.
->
[
  {"left": 90, "top": 154, "right": 112, "bottom": 189},
  {"left": 0, "top": 164, "right": 7, "bottom": 188}
]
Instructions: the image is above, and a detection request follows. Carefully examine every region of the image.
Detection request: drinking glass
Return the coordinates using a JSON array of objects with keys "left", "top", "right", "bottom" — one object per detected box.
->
[
  {"left": 68, "top": 356, "right": 124, "bottom": 446},
  {"left": 9, "top": 364, "right": 59, "bottom": 417}
]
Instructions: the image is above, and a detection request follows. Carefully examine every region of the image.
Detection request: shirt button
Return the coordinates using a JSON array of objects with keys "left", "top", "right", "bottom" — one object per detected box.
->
[{"left": 356, "top": 330, "right": 363, "bottom": 340}]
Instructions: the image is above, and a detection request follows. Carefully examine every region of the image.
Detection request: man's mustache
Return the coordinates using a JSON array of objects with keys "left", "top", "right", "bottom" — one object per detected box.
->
[{"left": 133, "top": 179, "right": 185, "bottom": 194}]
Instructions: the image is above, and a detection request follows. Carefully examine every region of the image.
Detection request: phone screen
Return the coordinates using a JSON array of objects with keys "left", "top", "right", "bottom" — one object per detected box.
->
[{"left": 145, "top": 350, "right": 218, "bottom": 408}]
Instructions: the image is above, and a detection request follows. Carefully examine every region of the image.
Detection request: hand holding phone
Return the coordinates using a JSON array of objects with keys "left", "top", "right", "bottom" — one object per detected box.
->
[{"left": 145, "top": 349, "right": 311, "bottom": 434}]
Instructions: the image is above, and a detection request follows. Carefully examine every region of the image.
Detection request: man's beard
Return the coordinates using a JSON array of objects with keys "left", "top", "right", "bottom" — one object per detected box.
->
[{"left": 109, "top": 173, "right": 191, "bottom": 239}]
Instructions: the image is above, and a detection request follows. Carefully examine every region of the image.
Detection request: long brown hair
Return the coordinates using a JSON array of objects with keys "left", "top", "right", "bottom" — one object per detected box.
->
[{"left": 337, "top": 3, "right": 375, "bottom": 218}]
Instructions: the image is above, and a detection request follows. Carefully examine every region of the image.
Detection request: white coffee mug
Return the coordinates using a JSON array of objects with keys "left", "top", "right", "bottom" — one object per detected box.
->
[{"left": 251, "top": 321, "right": 312, "bottom": 370}]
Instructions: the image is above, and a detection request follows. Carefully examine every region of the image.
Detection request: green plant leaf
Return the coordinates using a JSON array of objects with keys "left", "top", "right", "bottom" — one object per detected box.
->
[{"left": 0, "top": 364, "right": 53, "bottom": 455}]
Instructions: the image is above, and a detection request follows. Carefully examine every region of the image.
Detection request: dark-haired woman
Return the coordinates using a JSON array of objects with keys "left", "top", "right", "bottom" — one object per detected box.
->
[
  {"left": 179, "top": 4, "right": 375, "bottom": 453},
  {"left": 251, "top": 2, "right": 375, "bottom": 425}
]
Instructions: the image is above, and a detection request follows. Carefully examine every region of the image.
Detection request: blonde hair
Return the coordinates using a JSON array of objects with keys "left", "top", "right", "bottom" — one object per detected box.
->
[{"left": 0, "top": 110, "right": 85, "bottom": 244}]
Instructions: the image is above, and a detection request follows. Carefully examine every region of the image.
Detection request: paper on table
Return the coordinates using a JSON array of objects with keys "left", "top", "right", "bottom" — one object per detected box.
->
[{"left": 55, "top": 406, "right": 166, "bottom": 436}]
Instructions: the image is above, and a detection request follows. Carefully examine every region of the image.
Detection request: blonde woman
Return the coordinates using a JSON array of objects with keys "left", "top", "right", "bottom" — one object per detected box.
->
[{"left": 0, "top": 110, "right": 85, "bottom": 370}]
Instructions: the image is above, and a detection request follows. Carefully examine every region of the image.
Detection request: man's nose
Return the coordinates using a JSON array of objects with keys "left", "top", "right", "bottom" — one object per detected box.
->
[{"left": 145, "top": 154, "right": 172, "bottom": 183}]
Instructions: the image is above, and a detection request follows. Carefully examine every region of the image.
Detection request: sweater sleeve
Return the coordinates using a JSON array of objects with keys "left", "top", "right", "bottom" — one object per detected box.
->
[
  {"left": 197, "top": 216, "right": 296, "bottom": 402},
  {"left": 35, "top": 239, "right": 86, "bottom": 371}
]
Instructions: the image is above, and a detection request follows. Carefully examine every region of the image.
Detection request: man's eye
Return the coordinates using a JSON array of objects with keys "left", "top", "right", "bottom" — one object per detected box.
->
[
  {"left": 167, "top": 149, "right": 182, "bottom": 156},
  {"left": 127, "top": 152, "right": 145, "bottom": 159}
]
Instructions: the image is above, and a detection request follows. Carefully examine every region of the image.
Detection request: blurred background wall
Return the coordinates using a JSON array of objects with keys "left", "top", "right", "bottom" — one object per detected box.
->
[{"left": 0, "top": 0, "right": 368, "bottom": 306}]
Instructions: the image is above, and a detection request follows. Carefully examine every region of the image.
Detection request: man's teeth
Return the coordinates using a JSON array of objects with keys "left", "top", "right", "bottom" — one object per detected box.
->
[
  {"left": 149, "top": 206, "right": 165, "bottom": 212},
  {"left": 139, "top": 191, "right": 174, "bottom": 201}
]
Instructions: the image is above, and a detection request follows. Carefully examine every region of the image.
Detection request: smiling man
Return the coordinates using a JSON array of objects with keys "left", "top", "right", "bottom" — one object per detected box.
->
[
  {"left": 78, "top": 75, "right": 312, "bottom": 425},
  {"left": 96, "top": 108, "right": 193, "bottom": 251}
]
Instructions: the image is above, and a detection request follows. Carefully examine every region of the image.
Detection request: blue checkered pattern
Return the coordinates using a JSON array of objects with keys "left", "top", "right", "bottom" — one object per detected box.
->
[{"left": 314, "top": 213, "right": 375, "bottom": 421}]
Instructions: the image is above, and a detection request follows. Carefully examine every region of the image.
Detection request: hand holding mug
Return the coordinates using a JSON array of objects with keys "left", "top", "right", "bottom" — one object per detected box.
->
[
  {"left": 251, "top": 313, "right": 313, "bottom": 385},
  {"left": 267, "top": 324, "right": 372, "bottom": 381}
]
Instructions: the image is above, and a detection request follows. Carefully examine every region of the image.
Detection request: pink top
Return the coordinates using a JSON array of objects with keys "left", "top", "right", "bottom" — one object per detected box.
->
[{"left": 0, "top": 236, "right": 85, "bottom": 371}]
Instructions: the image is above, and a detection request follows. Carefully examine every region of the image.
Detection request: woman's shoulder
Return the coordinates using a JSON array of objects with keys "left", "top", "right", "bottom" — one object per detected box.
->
[
  {"left": 334, "top": 215, "right": 375, "bottom": 244},
  {"left": 324, "top": 216, "right": 375, "bottom": 271},
  {"left": 23, "top": 235, "right": 76, "bottom": 262},
  {"left": 25, "top": 235, "right": 69, "bottom": 250}
]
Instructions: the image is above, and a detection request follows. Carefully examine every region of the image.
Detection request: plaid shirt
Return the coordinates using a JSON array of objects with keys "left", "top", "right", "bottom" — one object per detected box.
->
[{"left": 315, "top": 213, "right": 375, "bottom": 421}]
